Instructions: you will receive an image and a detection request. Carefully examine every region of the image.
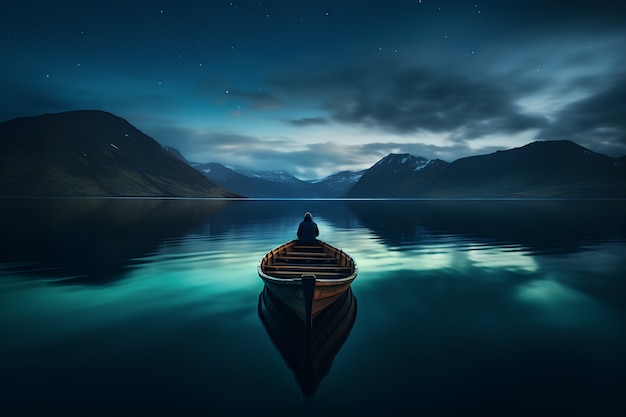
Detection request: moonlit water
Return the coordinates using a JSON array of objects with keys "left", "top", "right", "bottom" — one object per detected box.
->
[{"left": 1, "top": 198, "right": 625, "bottom": 416}]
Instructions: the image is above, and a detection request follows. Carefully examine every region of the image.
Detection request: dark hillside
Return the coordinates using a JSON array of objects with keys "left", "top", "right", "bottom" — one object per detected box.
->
[
  {"left": 431, "top": 140, "right": 626, "bottom": 197},
  {"left": 0, "top": 110, "right": 238, "bottom": 197},
  {"left": 347, "top": 154, "right": 448, "bottom": 197},
  {"left": 347, "top": 141, "right": 626, "bottom": 198}
]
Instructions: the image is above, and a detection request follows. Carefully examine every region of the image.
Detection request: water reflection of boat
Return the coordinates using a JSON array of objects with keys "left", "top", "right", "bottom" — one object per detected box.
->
[
  {"left": 257, "top": 240, "right": 357, "bottom": 326},
  {"left": 258, "top": 286, "right": 357, "bottom": 397}
]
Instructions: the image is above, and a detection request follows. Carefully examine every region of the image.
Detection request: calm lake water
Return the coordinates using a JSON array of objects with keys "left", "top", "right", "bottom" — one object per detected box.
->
[{"left": 1, "top": 198, "right": 625, "bottom": 416}]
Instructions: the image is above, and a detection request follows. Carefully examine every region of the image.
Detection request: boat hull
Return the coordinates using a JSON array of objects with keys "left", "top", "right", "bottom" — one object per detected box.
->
[{"left": 258, "top": 240, "right": 357, "bottom": 325}]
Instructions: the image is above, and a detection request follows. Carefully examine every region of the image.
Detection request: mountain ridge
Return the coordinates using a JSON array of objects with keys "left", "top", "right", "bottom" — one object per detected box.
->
[
  {"left": 172, "top": 139, "right": 625, "bottom": 198},
  {"left": 347, "top": 140, "right": 626, "bottom": 198},
  {"left": 189, "top": 161, "right": 364, "bottom": 197},
  {"left": 2, "top": 110, "right": 624, "bottom": 198}
]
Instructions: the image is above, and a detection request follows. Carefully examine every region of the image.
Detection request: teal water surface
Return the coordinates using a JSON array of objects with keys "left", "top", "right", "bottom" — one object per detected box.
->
[{"left": 1, "top": 199, "right": 625, "bottom": 416}]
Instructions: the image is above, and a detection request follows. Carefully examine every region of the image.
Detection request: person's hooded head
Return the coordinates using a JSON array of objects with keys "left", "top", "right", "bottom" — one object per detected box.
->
[{"left": 304, "top": 212, "right": 313, "bottom": 221}]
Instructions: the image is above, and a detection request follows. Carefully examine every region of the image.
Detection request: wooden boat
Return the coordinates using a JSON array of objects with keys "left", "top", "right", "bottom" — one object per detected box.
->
[
  {"left": 257, "top": 240, "right": 357, "bottom": 326},
  {"left": 258, "top": 286, "right": 357, "bottom": 396}
]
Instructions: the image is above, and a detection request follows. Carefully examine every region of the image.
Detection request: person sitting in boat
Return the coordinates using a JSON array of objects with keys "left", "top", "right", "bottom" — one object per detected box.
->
[{"left": 297, "top": 212, "right": 320, "bottom": 244}]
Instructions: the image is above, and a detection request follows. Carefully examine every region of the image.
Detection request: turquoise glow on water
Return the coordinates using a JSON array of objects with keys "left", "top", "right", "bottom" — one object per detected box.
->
[{"left": 1, "top": 199, "right": 625, "bottom": 416}]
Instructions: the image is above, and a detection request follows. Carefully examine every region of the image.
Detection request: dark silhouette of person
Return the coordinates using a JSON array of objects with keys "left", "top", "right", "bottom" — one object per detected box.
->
[{"left": 297, "top": 212, "right": 319, "bottom": 243}]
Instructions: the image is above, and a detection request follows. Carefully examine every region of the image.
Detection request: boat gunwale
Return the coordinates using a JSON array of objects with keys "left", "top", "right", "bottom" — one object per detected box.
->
[{"left": 257, "top": 240, "right": 358, "bottom": 284}]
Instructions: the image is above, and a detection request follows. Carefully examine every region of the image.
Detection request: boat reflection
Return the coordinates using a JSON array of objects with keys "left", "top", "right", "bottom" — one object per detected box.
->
[{"left": 258, "top": 286, "right": 357, "bottom": 397}]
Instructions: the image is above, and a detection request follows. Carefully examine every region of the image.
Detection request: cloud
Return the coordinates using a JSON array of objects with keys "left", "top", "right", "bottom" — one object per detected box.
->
[
  {"left": 286, "top": 117, "right": 329, "bottom": 127},
  {"left": 266, "top": 22, "right": 626, "bottom": 159},
  {"left": 271, "top": 64, "right": 550, "bottom": 143},
  {"left": 146, "top": 124, "right": 301, "bottom": 162},
  {"left": 331, "top": 70, "right": 548, "bottom": 139},
  {"left": 538, "top": 71, "right": 626, "bottom": 157}
]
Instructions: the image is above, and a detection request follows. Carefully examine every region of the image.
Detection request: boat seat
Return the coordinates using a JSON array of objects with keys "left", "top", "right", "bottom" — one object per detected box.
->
[
  {"left": 264, "top": 265, "right": 351, "bottom": 272},
  {"left": 292, "top": 243, "right": 324, "bottom": 249},
  {"left": 283, "top": 251, "right": 333, "bottom": 257},
  {"left": 274, "top": 257, "right": 337, "bottom": 264}
]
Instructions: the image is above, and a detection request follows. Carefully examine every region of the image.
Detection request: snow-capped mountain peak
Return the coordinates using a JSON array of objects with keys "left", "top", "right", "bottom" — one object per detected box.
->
[
  {"left": 374, "top": 153, "right": 432, "bottom": 173},
  {"left": 227, "top": 166, "right": 303, "bottom": 184}
]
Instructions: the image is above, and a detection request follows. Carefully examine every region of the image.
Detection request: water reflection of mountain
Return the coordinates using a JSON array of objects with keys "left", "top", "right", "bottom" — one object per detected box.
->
[
  {"left": 258, "top": 286, "right": 357, "bottom": 397},
  {"left": 0, "top": 198, "right": 232, "bottom": 283},
  {"left": 346, "top": 199, "right": 626, "bottom": 255}
]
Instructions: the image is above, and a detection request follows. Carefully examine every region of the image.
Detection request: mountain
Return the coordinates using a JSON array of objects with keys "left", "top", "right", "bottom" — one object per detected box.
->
[
  {"left": 429, "top": 140, "right": 626, "bottom": 197},
  {"left": 190, "top": 161, "right": 364, "bottom": 197},
  {"left": 192, "top": 162, "right": 311, "bottom": 197},
  {"left": 311, "top": 170, "right": 367, "bottom": 195},
  {"left": 0, "top": 111, "right": 238, "bottom": 197},
  {"left": 347, "top": 154, "right": 448, "bottom": 197},
  {"left": 347, "top": 141, "right": 626, "bottom": 198}
]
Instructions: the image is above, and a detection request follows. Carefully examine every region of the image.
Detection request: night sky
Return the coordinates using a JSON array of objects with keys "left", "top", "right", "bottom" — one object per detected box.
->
[{"left": 2, "top": 1, "right": 626, "bottom": 179}]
